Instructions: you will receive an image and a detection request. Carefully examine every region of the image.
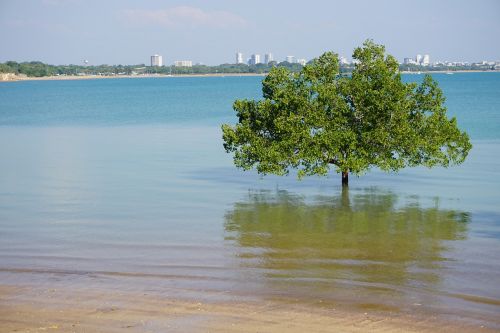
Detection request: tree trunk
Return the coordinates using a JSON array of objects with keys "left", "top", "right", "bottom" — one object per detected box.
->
[{"left": 342, "top": 171, "right": 349, "bottom": 186}]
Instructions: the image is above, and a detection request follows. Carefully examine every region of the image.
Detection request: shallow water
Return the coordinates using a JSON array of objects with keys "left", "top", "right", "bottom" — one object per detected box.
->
[{"left": 0, "top": 74, "right": 499, "bottom": 327}]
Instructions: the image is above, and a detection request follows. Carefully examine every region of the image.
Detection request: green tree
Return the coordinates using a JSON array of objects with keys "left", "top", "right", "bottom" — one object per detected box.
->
[{"left": 221, "top": 40, "right": 472, "bottom": 186}]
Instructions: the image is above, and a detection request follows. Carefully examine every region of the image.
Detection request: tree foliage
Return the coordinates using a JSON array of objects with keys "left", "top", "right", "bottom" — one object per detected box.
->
[{"left": 221, "top": 40, "right": 472, "bottom": 185}]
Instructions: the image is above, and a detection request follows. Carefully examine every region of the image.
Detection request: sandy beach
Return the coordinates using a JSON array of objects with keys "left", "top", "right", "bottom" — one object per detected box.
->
[{"left": 1, "top": 283, "right": 496, "bottom": 333}]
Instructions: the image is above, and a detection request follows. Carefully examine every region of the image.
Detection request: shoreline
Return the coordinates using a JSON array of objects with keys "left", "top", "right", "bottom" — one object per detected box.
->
[
  {"left": 400, "top": 69, "right": 500, "bottom": 74},
  {"left": 1, "top": 283, "right": 496, "bottom": 332},
  {"left": 1, "top": 70, "right": 499, "bottom": 82},
  {"left": 0, "top": 72, "right": 267, "bottom": 82}
]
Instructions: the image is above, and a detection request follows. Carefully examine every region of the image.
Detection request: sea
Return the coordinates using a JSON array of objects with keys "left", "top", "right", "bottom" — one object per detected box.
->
[{"left": 0, "top": 73, "right": 499, "bottom": 327}]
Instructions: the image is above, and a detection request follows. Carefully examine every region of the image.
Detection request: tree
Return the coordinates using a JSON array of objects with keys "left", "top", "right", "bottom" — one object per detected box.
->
[{"left": 221, "top": 40, "right": 472, "bottom": 186}]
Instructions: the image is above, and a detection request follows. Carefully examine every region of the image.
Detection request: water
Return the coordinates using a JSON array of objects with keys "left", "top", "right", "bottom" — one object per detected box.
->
[
  {"left": 0, "top": 73, "right": 499, "bottom": 327},
  {"left": 0, "top": 76, "right": 262, "bottom": 126}
]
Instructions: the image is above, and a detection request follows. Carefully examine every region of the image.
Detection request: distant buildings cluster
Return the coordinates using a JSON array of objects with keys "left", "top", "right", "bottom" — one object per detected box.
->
[
  {"left": 149, "top": 51, "right": 327, "bottom": 68},
  {"left": 236, "top": 52, "right": 306, "bottom": 66},
  {"left": 404, "top": 54, "right": 430, "bottom": 66},
  {"left": 150, "top": 54, "right": 193, "bottom": 67},
  {"left": 149, "top": 52, "right": 499, "bottom": 70},
  {"left": 174, "top": 60, "right": 193, "bottom": 67},
  {"left": 237, "top": 52, "right": 270, "bottom": 65},
  {"left": 432, "top": 60, "right": 499, "bottom": 68},
  {"left": 402, "top": 54, "right": 500, "bottom": 69}
]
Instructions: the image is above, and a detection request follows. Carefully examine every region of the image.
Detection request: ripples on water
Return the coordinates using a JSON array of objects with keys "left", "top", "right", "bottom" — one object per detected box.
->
[{"left": 0, "top": 74, "right": 499, "bottom": 326}]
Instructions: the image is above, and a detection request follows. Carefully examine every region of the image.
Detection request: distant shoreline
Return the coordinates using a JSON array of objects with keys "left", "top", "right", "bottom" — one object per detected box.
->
[
  {"left": 1, "top": 72, "right": 267, "bottom": 82},
  {"left": 1, "top": 70, "right": 499, "bottom": 82},
  {"left": 400, "top": 69, "right": 500, "bottom": 74}
]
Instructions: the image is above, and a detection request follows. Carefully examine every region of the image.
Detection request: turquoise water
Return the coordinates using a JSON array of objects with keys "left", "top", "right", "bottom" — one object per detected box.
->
[
  {"left": 0, "top": 77, "right": 261, "bottom": 126},
  {"left": 1, "top": 73, "right": 499, "bottom": 139},
  {"left": 0, "top": 73, "right": 499, "bottom": 327}
]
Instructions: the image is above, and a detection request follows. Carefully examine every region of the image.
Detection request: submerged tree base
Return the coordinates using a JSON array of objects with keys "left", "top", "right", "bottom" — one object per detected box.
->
[{"left": 342, "top": 171, "right": 349, "bottom": 186}]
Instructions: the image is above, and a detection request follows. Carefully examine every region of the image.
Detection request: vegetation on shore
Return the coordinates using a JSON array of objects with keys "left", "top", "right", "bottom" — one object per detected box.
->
[
  {"left": 222, "top": 40, "right": 472, "bottom": 186},
  {"left": 0, "top": 61, "right": 307, "bottom": 77},
  {"left": 0, "top": 59, "right": 497, "bottom": 78}
]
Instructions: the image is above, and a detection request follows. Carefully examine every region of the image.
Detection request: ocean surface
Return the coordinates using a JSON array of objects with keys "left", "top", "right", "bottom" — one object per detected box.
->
[{"left": 0, "top": 73, "right": 499, "bottom": 327}]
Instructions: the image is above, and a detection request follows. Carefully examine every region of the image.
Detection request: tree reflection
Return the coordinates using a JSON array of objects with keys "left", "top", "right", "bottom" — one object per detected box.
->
[{"left": 224, "top": 188, "right": 469, "bottom": 289}]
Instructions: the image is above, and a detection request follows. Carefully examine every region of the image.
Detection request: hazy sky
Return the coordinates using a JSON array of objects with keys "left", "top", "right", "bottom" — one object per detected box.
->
[{"left": 1, "top": 0, "right": 499, "bottom": 65}]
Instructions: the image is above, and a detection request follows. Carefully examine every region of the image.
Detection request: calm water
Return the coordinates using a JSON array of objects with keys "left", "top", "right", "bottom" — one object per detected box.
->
[{"left": 0, "top": 73, "right": 499, "bottom": 326}]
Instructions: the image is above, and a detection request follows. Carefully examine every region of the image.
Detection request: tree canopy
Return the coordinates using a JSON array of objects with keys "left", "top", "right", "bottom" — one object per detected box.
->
[{"left": 221, "top": 40, "right": 472, "bottom": 185}]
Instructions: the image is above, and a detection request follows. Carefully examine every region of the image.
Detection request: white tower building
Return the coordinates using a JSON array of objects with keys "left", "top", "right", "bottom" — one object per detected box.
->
[
  {"left": 422, "top": 54, "right": 430, "bottom": 66},
  {"left": 416, "top": 54, "right": 422, "bottom": 65},
  {"left": 236, "top": 52, "right": 244, "bottom": 64},
  {"left": 151, "top": 54, "right": 163, "bottom": 66},
  {"left": 286, "top": 55, "right": 295, "bottom": 63}
]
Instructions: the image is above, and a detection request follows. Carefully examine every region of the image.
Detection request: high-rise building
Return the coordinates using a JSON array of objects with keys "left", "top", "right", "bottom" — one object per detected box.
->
[
  {"left": 174, "top": 60, "right": 193, "bottom": 67},
  {"left": 286, "top": 55, "right": 295, "bottom": 63},
  {"left": 422, "top": 54, "right": 430, "bottom": 66},
  {"left": 151, "top": 54, "right": 163, "bottom": 66},
  {"left": 416, "top": 54, "right": 422, "bottom": 65},
  {"left": 297, "top": 58, "right": 306, "bottom": 66},
  {"left": 249, "top": 54, "right": 261, "bottom": 65},
  {"left": 236, "top": 52, "right": 244, "bottom": 64},
  {"left": 264, "top": 53, "right": 273, "bottom": 64}
]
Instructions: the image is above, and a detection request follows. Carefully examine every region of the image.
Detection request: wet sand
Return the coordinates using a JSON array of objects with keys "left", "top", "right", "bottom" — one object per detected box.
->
[{"left": 0, "top": 283, "right": 495, "bottom": 333}]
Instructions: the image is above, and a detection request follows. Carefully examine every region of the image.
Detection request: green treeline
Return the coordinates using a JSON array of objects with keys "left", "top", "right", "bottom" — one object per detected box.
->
[
  {"left": 0, "top": 61, "right": 311, "bottom": 77},
  {"left": 0, "top": 60, "right": 496, "bottom": 78}
]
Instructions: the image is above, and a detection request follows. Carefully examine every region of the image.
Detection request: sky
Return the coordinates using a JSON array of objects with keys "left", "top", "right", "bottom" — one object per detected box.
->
[{"left": 1, "top": 0, "right": 499, "bottom": 65}]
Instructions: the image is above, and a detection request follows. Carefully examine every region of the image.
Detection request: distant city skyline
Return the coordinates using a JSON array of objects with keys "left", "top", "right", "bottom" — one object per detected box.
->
[
  {"left": 147, "top": 50, "right": 498, "bottom": 68},
  {"left": 1, "top": 0, "right": 499, "bottom": 65}
]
